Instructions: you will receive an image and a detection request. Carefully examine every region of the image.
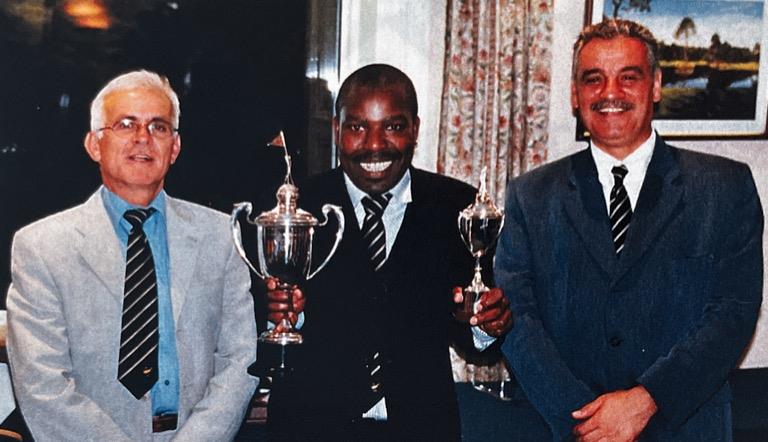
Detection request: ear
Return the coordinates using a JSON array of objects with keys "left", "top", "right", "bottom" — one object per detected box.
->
[
  {"left": 170, "top": 134, "right": 182, "bottom": 164},
  {"left": 412, "top": 116, "right": 421, "bottom": 146},
  {"left": 332, "top": 116, "right": 340, "bottom": 146},
  {"left": 570, "top": 81, "right": 579, "bottom": 110},
  {"left": 652, "top": 68, "right": 662, "bottom": 103},
  {"left": 84, "top": 132, "right": 101, "bottom": 162}
]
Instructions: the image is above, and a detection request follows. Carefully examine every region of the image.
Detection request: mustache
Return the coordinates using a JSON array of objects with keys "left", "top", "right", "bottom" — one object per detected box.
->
[
  {"left": 347, "top": 148, "right": 405, "bottom": 163},
  {"left": 590, "top": 99, "right": 634, "bottom": 112}
]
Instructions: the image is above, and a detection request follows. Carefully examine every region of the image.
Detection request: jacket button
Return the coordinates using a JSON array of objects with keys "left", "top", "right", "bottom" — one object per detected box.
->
[{"left": 609, "top": 336, "right": 623, "bottom": 347}]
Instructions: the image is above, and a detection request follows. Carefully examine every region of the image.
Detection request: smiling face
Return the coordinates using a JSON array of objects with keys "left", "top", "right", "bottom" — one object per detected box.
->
[
  {"left": 571, "top": 35, "right": 662, "bottom": 159},
  {"left": 335, "top": 85, "right": 419, "bottom": 194},
  {"left": 84, "top": 86, "right": 180, "bottom": 206}
]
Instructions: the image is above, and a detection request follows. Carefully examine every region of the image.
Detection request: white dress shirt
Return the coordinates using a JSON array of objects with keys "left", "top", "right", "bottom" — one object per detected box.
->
[{"left": 591, "top": 131, "right": 656, "bottom": 213}]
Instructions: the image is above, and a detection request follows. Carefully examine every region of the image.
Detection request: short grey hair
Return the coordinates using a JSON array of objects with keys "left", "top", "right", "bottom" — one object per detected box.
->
[
  {"left": 572, "top": 19, "right": 659, "bottom": 80},
  {"left": 89, "top": 70, "right": 180, "bottom": 132}
]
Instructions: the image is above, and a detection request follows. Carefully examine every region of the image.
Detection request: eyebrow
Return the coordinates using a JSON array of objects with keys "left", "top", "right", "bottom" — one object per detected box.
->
[
  {"left": 118, "top": 115, "right": 173, "bottom": 124},
  {"left": 620, "top": 66, "right": 644, "bottom": 76},
  {"left": 579, "top": 66, "right": 645, "bottom": 81},
  {"left": 342, "top": 113, "right": 410, "bottom": 123},
  {"left": 385, "top": 115, "right": 409, "bottom": 123}
]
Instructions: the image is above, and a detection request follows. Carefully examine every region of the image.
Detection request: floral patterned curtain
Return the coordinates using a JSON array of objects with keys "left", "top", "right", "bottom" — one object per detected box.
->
[
  {"left": 437, "top": 0, "right": 553, "bottom": 204},
  {"left": 439, "top": 0, "right": 554, "bottom": 383}
]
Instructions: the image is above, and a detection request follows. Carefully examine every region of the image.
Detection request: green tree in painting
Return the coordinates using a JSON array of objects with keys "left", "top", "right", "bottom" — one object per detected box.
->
[
  {"left": 610, "top": 0, "right": 651, "bottom": 18},
  {"left": 706, "top": 33, "right": 722, "bottom": 62},
  {"left": 674, "top": 17, "right": 697, "bottom": 61}
]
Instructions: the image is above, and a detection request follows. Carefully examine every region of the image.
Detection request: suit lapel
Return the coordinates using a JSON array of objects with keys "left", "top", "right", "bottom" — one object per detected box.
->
[
  {"left": 612, "top": 138, "right": 682, "bottom": 284},
  {"left": 73, "top": 191, "right": 124, "bottom": 301},
  {"left": 166, "top": 197, "right": 202, "bottom": 324},
  {"left": 562, "top": 149, "right": 617, "bottom": 277}
]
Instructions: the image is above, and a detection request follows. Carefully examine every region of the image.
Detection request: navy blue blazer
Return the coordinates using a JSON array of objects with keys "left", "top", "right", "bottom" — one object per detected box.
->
[{"left": 495, "top": 137, "right": 763, "bottom": 441}]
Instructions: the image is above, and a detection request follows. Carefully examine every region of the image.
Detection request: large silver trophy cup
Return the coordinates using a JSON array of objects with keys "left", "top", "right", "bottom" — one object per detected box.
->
[
  {"left": 230, "top": 132, "right": 344, "bottom": 345},
  {"left": 456, "top": 167, "right": 505, "bottom": 322}
]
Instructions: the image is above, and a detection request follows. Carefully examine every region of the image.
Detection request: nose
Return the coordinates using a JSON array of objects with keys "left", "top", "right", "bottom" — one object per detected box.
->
[
  {"left": 366, "top": 126, "right": 386, "bottom": 151},
  {"left": 134, "top": 123, "right": 151, "bottom": 143},
  {"left": 601, "top": 77, "right": 623, "bottom": 99}
]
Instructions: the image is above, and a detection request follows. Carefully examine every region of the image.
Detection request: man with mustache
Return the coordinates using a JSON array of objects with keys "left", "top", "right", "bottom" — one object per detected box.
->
[
  {"left": 495, "top": 19, "right": 762, "bottom": 441},
  {"left": 6, "top": 70, "right": 258, "bottom": 441},
  {"left": 265, "top": 63, "right": 512, "bottom": 441}
]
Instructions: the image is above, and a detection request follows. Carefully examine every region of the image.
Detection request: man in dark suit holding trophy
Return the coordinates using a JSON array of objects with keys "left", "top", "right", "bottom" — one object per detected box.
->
[{"left": 264, "top": 63, "right": 512, "bottom": 441}]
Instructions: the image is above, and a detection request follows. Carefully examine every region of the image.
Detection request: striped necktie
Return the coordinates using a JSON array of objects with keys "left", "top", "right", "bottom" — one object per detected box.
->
[
  {"left": 361, "top": 193, "right": 392, "bottom": 271},
  {"left": 610, "top": 165, "right": 632, "bottom": 255},
  {"left": 118, "top": 208, "right": 159, "bottom": 399}
]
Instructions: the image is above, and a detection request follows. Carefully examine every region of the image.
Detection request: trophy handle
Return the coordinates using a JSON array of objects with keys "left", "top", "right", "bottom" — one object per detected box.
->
[
  {"left": 230, "top": 202, "right": 265, "bottom": 278},
  {"left": 306, "top": 203, "right": 345, "bottom": 280},
  {"left": 496, "top": 212, "right": 506, "bottom": 243}
]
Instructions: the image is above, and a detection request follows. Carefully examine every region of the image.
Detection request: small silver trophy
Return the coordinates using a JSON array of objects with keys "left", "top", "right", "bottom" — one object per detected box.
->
[
  {"left": 456, "top": 166, "right": 505, "bottom": 322},
  {"left": 230, "top": 132, "right": 345, "bottom": 345}
]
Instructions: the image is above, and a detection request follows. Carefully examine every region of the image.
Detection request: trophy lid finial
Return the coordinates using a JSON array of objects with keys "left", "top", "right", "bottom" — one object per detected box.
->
[
  {"left": 268, "top": 130, "right": 293, "bottom": 185},
  {"left": 477, "top": 166, "right": 489, "bottom": 203},
  {"left": 462, "top": 165, "right": 502, "bottom": 220},
  {"left": 258, "top": 131, "right": 317, "bottom": 226}
]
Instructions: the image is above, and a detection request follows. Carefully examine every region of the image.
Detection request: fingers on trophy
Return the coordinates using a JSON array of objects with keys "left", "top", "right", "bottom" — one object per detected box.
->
[
  {"left": 230, "top": 131, "right": 345, "bottom": 345},
  {"left": 456, "top": 166, "right": 504, "bottom": 323}
]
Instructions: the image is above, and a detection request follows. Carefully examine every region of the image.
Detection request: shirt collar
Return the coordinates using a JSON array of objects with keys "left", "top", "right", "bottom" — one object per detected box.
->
[
  {"left": 343, "top": 168, "right": 413, "bottom": 210},
  {"left": 590, "top": 131, "right": 656, "bottom": 176},
  {"left": 101, "top": 185, "right": 167, "bottom": 233}
]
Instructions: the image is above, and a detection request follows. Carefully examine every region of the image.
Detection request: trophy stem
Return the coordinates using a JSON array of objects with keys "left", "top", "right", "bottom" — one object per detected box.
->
[
  {"left": 470, "top": 257, "right": 487, "bottom": 293},
  {"left": 259, "top": 282, "right": 304, "bottom": 345},
  {"left": 456, "top": 256, "right": 490, "bottom": 323}
]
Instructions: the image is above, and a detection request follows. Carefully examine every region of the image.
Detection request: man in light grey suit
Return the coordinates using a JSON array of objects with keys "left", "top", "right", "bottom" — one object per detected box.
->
[{"left": 6, "top": 70, "right": 258, "bottom": 441}]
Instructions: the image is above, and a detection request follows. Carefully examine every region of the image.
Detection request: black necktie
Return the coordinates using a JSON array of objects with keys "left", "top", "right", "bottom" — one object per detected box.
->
[
  {"left": 363, "top": 351, "right": 385, "bottom": 411},
  {"left": 118, "top": 208, "right": 159, "bottom": 399},
  {"left": 610, "top": 165, "right": 632, "bottom": 255},
  {"left": 361, "top": 193, "right": 392, "bottom": 271},
  {"left": 360, "top": 193, "right": 391, "bottom": 412}
]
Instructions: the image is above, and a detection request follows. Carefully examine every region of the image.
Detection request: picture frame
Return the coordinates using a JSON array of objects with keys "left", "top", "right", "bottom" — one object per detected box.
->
[{"left": 580, "top": 0, "right": 768, "bottom": 139}]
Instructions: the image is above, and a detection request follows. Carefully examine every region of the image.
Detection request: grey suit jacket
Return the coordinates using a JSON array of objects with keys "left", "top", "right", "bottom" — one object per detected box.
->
[
  {"left": 496, "top": 138, "right": 763, "bottom": 441},
  {"left": 7, "top": 189, "right": 258, "bottom": 441}
]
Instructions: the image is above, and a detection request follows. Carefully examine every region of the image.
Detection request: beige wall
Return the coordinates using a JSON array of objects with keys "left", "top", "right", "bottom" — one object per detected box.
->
[{"left": 341, "top": 0, "right": 768, "bottom": 368}]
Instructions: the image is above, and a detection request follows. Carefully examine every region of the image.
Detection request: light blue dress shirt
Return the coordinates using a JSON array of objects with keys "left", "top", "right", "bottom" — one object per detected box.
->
[{"left": 101, "top": 186, "right": 179, "bottom": 415}]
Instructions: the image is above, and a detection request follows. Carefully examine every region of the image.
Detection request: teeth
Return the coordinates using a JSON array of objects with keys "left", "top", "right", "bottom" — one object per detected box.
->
[
  {"left": 599, "top": 107, "right": 624, "bottom": 113},
  {"left": 361, "top": 161, "right": 391, "bottom": 173}
]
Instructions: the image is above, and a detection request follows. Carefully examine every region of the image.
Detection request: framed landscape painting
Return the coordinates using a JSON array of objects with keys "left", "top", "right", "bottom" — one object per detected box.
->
[{"left": 583, "top": 0, "right": 768, "bottom": 138}]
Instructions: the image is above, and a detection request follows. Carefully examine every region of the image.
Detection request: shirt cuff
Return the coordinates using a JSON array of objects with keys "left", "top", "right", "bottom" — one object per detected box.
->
[
  {"left": 471, "top": 325, "right": 496, "bottom": 351},
  {"left": 267, "top": 312, "right": 305, "bottom": 330}
]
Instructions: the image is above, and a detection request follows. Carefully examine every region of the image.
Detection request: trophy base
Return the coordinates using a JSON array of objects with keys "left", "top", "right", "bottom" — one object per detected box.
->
[
  {"left": 253, "top": 340, "right": 305, "bottom": 377},
  {"left": 259, "top": 329, "right": 304, "bottom": 345}
]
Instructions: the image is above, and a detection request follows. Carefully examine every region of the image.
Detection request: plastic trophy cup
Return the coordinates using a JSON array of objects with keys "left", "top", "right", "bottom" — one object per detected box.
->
[
  {"left": 230, "top": 131, "right": 344, "bottom": 346},
  {"left": 456, "top": 166, "right": 505, "bottom": 322}
]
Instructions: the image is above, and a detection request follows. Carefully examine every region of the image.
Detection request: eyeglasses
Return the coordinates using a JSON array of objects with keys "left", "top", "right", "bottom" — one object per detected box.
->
[{"left": 99, "top": 118, "right": 178, "bottom": 140}]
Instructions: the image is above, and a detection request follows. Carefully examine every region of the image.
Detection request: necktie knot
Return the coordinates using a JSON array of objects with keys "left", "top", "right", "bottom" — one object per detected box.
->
[
  {"left": 611, "top": 165, "right": 628, "bottom": 185},
  {"left": 124, "top": 208, "right": 156, "bottom": 230},
  {"left": 361, "top": 193, "right": 391, "bottom": 272},
  {"left": 362, "top": 193, "right": 391, "bottom": 217}
]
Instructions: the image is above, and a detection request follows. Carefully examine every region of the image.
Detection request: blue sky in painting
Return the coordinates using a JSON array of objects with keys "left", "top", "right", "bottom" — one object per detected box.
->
[{"left": 606, "top": 0, "right": 764, "bottom": 49}]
